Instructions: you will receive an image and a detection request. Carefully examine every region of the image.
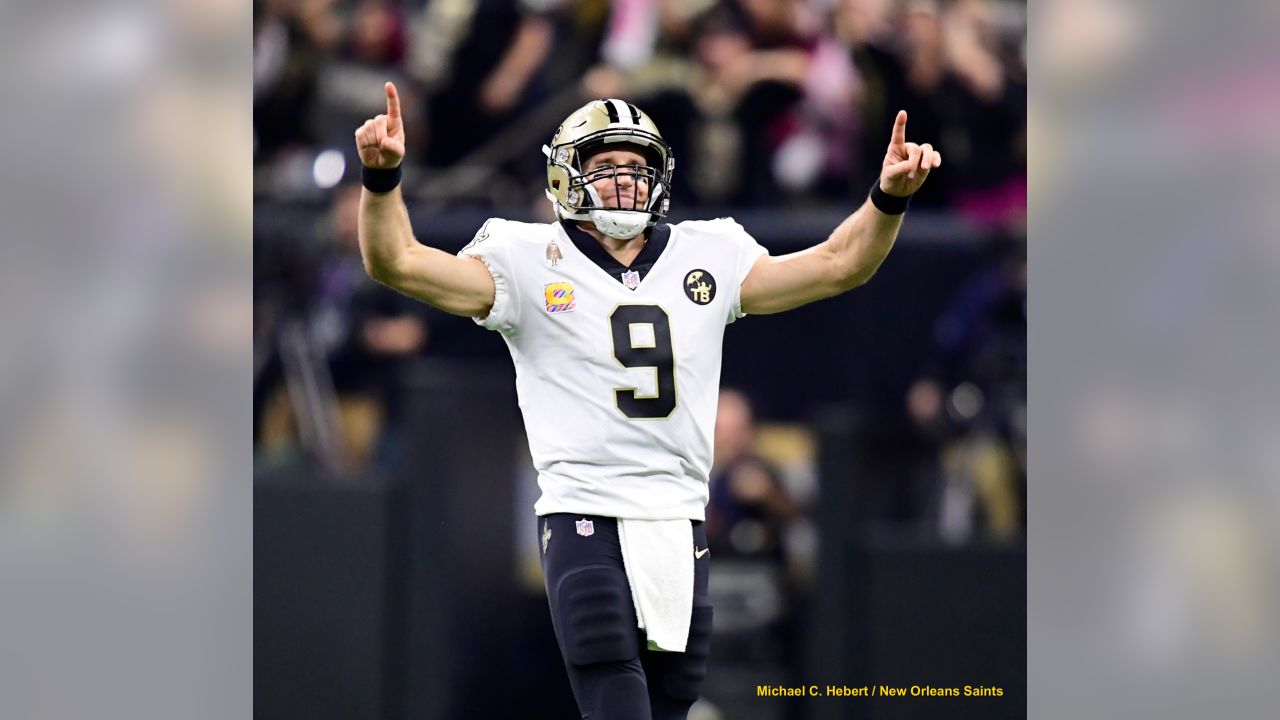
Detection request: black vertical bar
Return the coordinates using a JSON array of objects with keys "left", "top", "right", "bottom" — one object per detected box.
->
[{"left": 808, "top": 407, "right": 860, "bottom": 712}]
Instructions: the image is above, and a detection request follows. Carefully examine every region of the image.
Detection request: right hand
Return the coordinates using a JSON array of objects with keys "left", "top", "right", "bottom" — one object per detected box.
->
[
  {"left": 879, "top": 110, "right": 942, "bottom": 197},
  {"left": 355, "top": 82, "right": 406, "bottom": 169}
]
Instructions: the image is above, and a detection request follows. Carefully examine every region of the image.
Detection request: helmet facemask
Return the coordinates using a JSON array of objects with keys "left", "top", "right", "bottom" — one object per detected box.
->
[
  {"left": 574, "top": 158, "right": 664, "bottom": 240},
  {"left": 543, "top": 102, "right": 674, "bottom": 240}
]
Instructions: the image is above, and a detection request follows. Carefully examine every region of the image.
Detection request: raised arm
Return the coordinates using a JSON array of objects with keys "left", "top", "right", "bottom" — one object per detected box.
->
[
  {"left": 739, "top": 111, "right": 942, "bottom": 315},
  {"left": 355, "top": 82, "right": 496, "bottom": 318}
]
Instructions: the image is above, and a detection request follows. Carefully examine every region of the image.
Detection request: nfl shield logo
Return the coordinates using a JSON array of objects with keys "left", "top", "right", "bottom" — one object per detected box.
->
[
  {"left": 621, "top": 270, "right": 640, "bottom": 290},
  {"left": 575, "top": 518, "right": 595, "bottom": 537}
]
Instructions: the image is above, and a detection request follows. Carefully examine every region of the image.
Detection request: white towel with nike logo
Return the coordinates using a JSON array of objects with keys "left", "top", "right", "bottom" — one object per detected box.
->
[{"left": 617, "top": 518, "right": 695, "bottom": 652}]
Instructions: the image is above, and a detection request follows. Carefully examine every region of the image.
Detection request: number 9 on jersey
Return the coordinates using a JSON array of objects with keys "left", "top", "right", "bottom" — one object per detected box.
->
[{"left": 609, "top": 305, "right": 677, "bottom": 419}]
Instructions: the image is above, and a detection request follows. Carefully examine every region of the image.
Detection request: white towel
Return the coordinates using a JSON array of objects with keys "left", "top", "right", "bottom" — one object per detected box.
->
[{"left": 617, "top": 518, "right": 695, "bottom": 652}]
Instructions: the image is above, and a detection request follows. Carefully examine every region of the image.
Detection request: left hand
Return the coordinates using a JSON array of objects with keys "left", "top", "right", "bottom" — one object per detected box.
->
[{"left": 879, "top": 110, "right": 942, "bottom": 197}]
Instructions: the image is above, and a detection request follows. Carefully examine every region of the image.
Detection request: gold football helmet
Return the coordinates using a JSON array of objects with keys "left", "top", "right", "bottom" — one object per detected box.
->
[{"left": 543, "top": 99, "right": 674, "bottom": 239}]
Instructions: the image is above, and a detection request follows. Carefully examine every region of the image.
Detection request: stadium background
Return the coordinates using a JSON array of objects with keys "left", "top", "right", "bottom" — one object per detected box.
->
[{"left": 252, "top": 0, "right": 1026, "bottom": 718}]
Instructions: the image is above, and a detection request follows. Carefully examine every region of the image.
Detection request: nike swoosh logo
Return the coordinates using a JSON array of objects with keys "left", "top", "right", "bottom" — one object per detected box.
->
[{"left": 695, "top": 547, "right": 710, "bottom": 559}]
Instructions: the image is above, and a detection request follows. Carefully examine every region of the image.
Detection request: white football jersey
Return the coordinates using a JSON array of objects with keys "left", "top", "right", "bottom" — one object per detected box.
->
[{"left": 458, "top": 218, "right": 768, "bottom": 520}]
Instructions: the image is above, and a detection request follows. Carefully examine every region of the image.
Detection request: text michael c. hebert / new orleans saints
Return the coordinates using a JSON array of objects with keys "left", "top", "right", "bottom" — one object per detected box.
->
[{"left": 756, "top": 684, "right": 1005, "bottom": 698}]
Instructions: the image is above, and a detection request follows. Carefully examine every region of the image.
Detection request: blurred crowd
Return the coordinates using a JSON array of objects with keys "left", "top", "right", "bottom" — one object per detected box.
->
[
  {"left": 903, "top": 230, "right": 1026, "bottom": 542},
  {"left": 255, "top": 0, "right": 1026, "bottom": 219}
]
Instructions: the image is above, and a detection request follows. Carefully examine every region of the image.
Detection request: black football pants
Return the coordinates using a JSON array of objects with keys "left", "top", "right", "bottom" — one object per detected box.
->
[{"left": 538, "top": 514, "right": 713, "bottom": 720}]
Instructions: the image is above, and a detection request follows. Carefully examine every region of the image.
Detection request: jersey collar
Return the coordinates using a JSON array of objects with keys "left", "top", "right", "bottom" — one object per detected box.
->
[{"left": 559, "top": 220, "right": 671, "bottom": 288}]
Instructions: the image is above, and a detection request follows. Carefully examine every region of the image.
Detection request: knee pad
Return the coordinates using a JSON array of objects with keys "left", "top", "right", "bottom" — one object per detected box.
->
[
  {"left": 555, "top": 566, "right": 639, "bottom": 665},
  {"left": 655, "top": 603, "right": 713, "bottom": 701},
  {"left": 589, "top": 669, "right": 651, "bottom": 720}
]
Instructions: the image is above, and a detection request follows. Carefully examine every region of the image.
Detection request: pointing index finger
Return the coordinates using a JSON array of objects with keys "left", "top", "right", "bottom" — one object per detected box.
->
[
  {"left": 890, "top": 110, "right": 907, "bottom": 148},
  {"left": 385, "top": 82, "right": 402, "bottom": 123}
]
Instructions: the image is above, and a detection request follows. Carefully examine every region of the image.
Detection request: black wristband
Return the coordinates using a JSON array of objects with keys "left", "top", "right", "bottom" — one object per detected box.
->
[
  {"left": 869, "top": 181, "right": 911, "bottom": 215},
  {"left": 362, "top": 165, "right": 402, "bottom": 193}
]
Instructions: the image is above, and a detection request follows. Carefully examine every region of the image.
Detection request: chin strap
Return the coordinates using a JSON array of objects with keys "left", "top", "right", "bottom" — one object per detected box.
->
[
  {"left": 583, "top": 184, "right": 649, "bottom": 239},
  {"left": 589, "top": 209, "right": 648, "bottom": 239}
]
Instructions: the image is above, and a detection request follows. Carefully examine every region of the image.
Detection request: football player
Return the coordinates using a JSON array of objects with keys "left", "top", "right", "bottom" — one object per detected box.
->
[{"left": 355, "top": 83, "right": 940, "bottom": 720}]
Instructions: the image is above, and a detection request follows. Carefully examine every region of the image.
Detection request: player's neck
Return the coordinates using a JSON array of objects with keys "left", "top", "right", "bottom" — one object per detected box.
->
[{"left": 576, "top": 221, "right": 647, "bottom": 267}]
